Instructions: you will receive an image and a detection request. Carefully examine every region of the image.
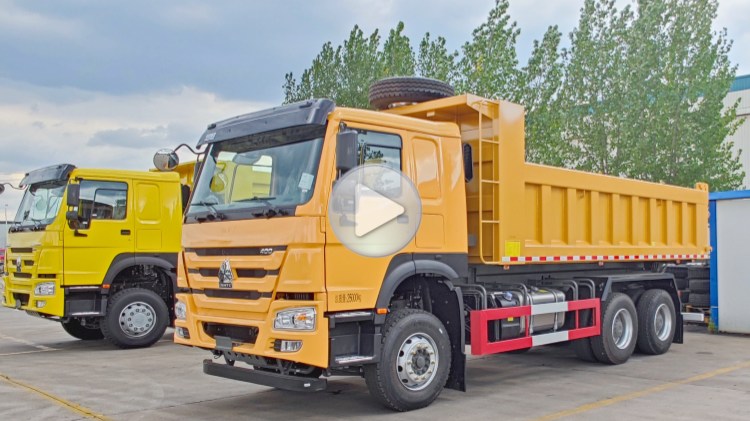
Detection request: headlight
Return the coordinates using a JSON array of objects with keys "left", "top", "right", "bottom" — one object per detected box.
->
[
  {"left": 175, "top": 301, "right": 187, "bottom": 320},
  {"left": 274, "top": 307, "right": 316, "bottom": 331},
  {"left": 34, "top": 282, "right": 55, "bottom": 296}
]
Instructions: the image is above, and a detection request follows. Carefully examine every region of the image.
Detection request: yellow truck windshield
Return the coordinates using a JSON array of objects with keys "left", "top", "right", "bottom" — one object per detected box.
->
[
  {"left": 187, "top": 136, "right": 324, "bottom": 222},
  {"left": 12, "top": 181, "right": 66, "bottom": 230}
]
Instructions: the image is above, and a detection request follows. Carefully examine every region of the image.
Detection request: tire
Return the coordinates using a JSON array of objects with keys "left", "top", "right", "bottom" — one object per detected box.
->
[
  {"left": 368, "top": 77, "right": 454, "bottom": 110},
  {"left": 689, "top": 293, "right": 710, "bottom": 308},
  {"left": 688, "top": 266, "right": 709, "bottom": 279},
  {"left": 101, "top": 288, "right": 169, "bottom": 349},
  {"left": 61, "top": 319, "right": 104, "bottom": 340},
  {"left": 590, "top": 293, "right": 638, "bottom": 365},
  {"left": 665, "top": 265, "right": 689, "bottom": 279},
  {"left": 675, "top": 278, "right": 689, "bottom": 290},
  {"left": 636, "top": 289, "right": 676, "bottom": 355},
  {"left": 572, "top": 338, "right": 598, "bottom": 362},
  {"left": 364, "top": 309, "right": 451, "bottom": 411},
  {"left": 688, "top": 278, "right": 709, "bottom": 294}
]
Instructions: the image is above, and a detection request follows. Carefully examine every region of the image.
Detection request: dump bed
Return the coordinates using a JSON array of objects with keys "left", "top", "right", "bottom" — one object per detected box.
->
[{"left": 387, "top": 95, "right": 710, "bottom": 265}]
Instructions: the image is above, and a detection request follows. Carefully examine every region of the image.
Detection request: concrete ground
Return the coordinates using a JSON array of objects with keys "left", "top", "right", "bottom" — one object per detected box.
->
[{"left": 1, "top": 307, "right": 748, "bottom": 421}]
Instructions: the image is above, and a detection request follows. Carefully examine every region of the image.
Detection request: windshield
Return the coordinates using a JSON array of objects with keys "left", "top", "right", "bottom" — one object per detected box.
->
[
  {"left": 187, "top": 132, "right": 325, "bottom": 222},
  {"left": 14, "top": 181, "right": 66, "bottom": 228}
]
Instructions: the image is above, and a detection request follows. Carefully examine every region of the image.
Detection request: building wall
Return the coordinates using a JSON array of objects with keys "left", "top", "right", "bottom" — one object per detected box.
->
[{"left": 724, "top": 75, "right": 750, "bottom": 188}]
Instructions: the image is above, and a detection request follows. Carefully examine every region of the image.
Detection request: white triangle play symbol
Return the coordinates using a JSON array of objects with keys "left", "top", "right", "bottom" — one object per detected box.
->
[{"left": 354, "top": 184, "right": 405, "bottom": 237}]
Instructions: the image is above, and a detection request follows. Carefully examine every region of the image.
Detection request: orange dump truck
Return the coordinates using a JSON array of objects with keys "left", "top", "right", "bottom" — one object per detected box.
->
[{"left": 164, "top": 78, "right": 709, "bottom": 411}]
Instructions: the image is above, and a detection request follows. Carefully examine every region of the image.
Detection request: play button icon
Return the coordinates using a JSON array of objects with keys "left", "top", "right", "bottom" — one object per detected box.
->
[
  {"left": 329, "top": 164, "right": 422, "bottom": 257},
  {"left": 354, "top": 185, "right": 405, "bottom": 237}
]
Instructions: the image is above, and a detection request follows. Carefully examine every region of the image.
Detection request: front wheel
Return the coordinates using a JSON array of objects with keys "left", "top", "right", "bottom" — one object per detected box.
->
[
  {"left": 61, "top": 319, "right": 104, "bottom": 340},
  {"left": 101, "top": 288, "right": 169, "bottom": 349},
  {"left": 364, "top": 309, "right": 451, "bottom": 411}
]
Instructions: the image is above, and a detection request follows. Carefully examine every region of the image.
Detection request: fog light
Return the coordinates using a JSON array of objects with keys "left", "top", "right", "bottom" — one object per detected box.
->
[
  {"left": 176, "top": 327, "right": 190, "bottom": 339},
  {"left": 175, "top": 301, "right": 187, "bottom": 320},
  {"left": 36, "top": 300, "right": 46, "bottom": 308},
  {"left": 274, "top": 339, "right": 303, "bottom": 352},
  {"left": 34, "top": 282, "right": 55, "bottom": 296}
]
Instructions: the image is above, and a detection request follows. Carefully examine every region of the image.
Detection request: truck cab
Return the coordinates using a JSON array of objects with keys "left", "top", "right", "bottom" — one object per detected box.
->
[{"left": 1, "top": 163, "right": 188, "bottom": 348}]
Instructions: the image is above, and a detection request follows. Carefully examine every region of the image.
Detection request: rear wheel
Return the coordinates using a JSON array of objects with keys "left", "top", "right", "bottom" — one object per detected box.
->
[
  {"left": 364, "top": 309, "right": 451, "bottom": 411},
  {"left": 102, "top": 288, "right": 169, "bottom": 349},
  {"left": 590, "top": 293, "right": 638, "bottom": 365},
  {"left": 636, "top": 289, "right": 676, "bottom": 355},
  {"left": 61, "top": 319, "right": 104, "bottom": 340}
]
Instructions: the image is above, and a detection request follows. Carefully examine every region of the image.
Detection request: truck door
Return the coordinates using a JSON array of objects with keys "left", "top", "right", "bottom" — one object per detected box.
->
[
  {"left": 325, "top": 127, "right": 407, "bottom": 311},
  {"left": 63, "top": 179, "right": 134, "bottom": 286}
]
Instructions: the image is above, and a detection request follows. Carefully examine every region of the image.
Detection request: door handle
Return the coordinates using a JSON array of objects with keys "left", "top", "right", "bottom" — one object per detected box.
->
[{"left": 121, "top": 230, "right": 131, "bottom": 236}]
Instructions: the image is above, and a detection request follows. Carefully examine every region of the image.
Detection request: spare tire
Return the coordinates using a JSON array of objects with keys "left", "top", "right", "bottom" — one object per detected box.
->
[
  {"left": 689, "top": 278, "right": 710, "bottom": 294},
  {"left": 688, "top": 266, "right": 709, "bottom": 279},
  {"left": 369, "top": 77, "right": 454, "bottom": 110},
  {"left": 689, "top": 293, "right": 710, "bottom": 308}
]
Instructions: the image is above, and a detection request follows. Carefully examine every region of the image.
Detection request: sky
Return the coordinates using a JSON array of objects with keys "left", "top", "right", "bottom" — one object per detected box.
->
[{"left": 1, "top": 0, "right": 749, "bottom": 223}]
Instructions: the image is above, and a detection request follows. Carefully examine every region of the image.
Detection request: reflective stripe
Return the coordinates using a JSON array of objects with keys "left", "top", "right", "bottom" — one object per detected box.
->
[
  {"left": 530, "top": 301, "right": 568, "bottom": 315},
  {"left": 501, "top": 253, "right": 709, "bottom": 263}
]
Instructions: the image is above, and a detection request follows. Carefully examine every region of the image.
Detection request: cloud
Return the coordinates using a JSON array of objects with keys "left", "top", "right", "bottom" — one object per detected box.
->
[
  {"left": 0, "top": 0, "right": 83, "bottom": 39},
  {"left": 0, "top": 78, "right": 271, "bottom": 212}
]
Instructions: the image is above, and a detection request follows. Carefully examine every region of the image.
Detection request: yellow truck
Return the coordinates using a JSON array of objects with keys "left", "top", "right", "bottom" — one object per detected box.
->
[
  {"left": 1, "top": 163, "right": 191, "bottom": 348},
  {"left": 162, "top": 77, "right": 710, "bottom": 411}
]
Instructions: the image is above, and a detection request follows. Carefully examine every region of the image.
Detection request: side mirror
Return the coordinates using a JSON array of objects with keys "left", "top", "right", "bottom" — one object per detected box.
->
[
  {"left": 336, "top": 130, "right": 358, "bottom": 174},
  {"left": 67, "top": 184, "right": 80, "bottom": 207},
  {"left": 153, "top": 149, "right": 180, "bottom": 171}
]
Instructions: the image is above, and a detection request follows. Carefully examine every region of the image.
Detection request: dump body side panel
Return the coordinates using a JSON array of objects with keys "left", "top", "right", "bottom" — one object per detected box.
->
[{"left": 385, "top": 95, "right": 710, "bottom": 265}]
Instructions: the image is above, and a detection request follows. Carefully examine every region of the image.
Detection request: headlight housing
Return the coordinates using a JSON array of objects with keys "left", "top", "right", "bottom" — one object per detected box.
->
[
  {"left": 274, "top": 307, "right": 316, "bottom": 331},
  {"left": 34, "top": 282, "right": 55, "bottom": 296},
  {"left": 175, "top": 300, "right": 187, "bottom": 320}
]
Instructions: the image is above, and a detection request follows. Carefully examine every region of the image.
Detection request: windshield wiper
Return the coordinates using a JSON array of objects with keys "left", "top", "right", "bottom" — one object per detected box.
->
[
  {"left": 237, "top": 196, "right": 289, "bottom": 218},
  {"left": 192, "top": 201, "right": 227, "bottom": 222}
]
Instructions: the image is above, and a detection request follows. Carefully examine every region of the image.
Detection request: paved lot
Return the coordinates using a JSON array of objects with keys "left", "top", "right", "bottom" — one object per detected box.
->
[{"left": 1, "top": 307, "right": 749, "bottom": 420}]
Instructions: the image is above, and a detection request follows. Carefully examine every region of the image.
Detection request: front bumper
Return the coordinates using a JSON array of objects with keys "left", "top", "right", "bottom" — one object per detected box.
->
[
  {"left": 174, "top": 292, "right": 329, "bottom": 369},
  {"left": 2, "top": 277, "right": 65, "bottom": 317},
  {"left": 203, "top": 359, "right": 327, "bottom": 392}
]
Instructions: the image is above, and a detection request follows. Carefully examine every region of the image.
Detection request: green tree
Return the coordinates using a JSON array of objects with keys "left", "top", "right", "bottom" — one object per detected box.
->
[
  {"left": 416, "top": 33, "right": 458, "bottom": 84},
  {"left": 518, "top": 25, "right": 569, "bottom": 166},
  {"left": 559, "top": 0, "right": 633, "bottom": 175},
  {"left": 380, "top": 21, "right": 416, "bottom": 77},
  {"left": 456, "top": 0, "right": 521, "bottom": 101},
  {"left": 619, "top": 0, "right": 743, "bottom": 190}
]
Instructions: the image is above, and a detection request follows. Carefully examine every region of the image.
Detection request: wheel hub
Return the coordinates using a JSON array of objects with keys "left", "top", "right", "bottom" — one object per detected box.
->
[
  {"left": 654, "top": 303, "right": 672, "bottom": 341},
  {"left": 396, "top": 333, "right": 439, "bottom": 391},
  {"left": 612, "top": 308, "right": 634, "bottom": 350},
  {"left": 118, "top": 301, "right": 156, "bottom": 338}
]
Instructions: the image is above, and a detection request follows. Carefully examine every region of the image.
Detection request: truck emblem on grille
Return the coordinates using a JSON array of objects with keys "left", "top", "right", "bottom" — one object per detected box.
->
[
  {"left": 16, "top": 257, "right": 22, "bottom": 272},
  {"left": 218, "top": 259, "right": 233, "bottom": 289},
  {"left": 259, "top": 248, "right": 273, "bottom": 255}
]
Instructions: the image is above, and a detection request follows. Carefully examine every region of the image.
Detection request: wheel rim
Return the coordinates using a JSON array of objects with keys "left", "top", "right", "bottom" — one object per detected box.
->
[
  {"left": 612, "top": 308, "right": 634, "bottom": 350},
  {"left": 654, "top": 303, "right": 672, "bottom": 341},
  {"left": 118, "top": 301, "right": 156, "bottom": 338},
  {"left": 396, "top": 332, "right": 439, "bottom": 391}
]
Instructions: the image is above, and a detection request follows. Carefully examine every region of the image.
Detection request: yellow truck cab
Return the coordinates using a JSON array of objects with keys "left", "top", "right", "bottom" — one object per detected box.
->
[
  {"left": 166, "top": 77, "right": 710, "bottom": 411},
  {"left": 1, "top": 164, "right": 188, "bottom": 348}
]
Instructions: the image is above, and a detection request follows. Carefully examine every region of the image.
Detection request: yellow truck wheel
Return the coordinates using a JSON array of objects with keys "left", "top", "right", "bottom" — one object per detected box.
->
[
  {"left": 364, "top": 309, "right": 451, "bottom": 411},
  {"left": 636, "top": 289, "right": 676, "bottom": 355},
  {"left": 101, "top": 288, "right": 169, "bottom": 349},
  {"left": 61, "top": 319, "right": 104, "bottom": 341}
]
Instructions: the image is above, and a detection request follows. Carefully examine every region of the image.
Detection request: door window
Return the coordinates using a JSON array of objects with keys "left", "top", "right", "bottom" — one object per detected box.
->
[{"left": 77, "top": 181, "right": 128, "bottom": 227}]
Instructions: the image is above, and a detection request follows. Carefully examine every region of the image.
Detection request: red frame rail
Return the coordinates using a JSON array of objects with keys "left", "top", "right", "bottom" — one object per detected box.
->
[{"left": 469, "top": 298, "right": 601, "bottom": 355}]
